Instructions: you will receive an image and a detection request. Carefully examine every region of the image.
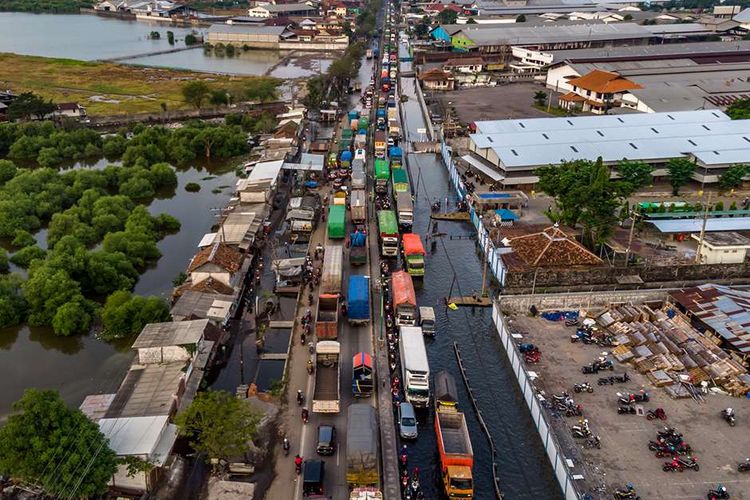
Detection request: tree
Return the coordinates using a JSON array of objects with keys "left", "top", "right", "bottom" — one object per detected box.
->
[
  {"left": 245, "top": 77, "right": 280, "bottom": 104},
  {"left": 727, "top": 98, "right": 750, "bottom": 119},
  {"left": 0, "top": 160, "right": 17, "bottom": 185},
  {"left": 12, "top": 229, "right": 36, "bottom": 249},
  {"left": 185, "top": 33, "right": 198, "bottom": 45},
  {"left": 437, "top": 9, "right": 458, "bottom": 24},
  {"left": 167, "top": 30, "right": 175, "bottom": 45},
  {"left": 182, "top": 81, "right": 212, "bottom": 109},
  {"left": 0, "top": 274, "right": 27, "bottom": 328},
  {"left": 9, "top": 245, "right": 46, "bottom": 268},
  {"left": 100, "top": 290, "right": 170, "bottom": 340},
  {"left": 0, "top": 389, "right": 117, "bottom": 497},
  {"left": 718, "top": 164, "right": 749, "bottom": 192},
  {"left": 175, "top": 390, "right": 260, "bottom": 462},
  {"left": 616, "top": 160, "right": 653, "bottom": 190},
  {"left": 6, "top": 92, "right": 56, "bottom": 121},
  {"left": 666, "top": 157, "right": 696, "bottom": 195},
  {"left": 210, "top": 88, "right": 229, "bottom": 106},
  {"left": 533, "top": 90, "right": 547, "bottom": 107},
  {"left": 52, "top": 301, "right": 92, "bottom": 337},
  {"left": 413, "top": 21, "right": 429, "bottom": 38},
  {"left": 537, "top": 158, "right": 634, "bottom": 245},
  {"left": 516, "top": 14, "right": 526, "bottom": 22},
  {"left": 22, "top": 265, "right": 85, "bottom": 328},
  {"left": 0, "top": 248, "right": 7, "bottom": 273}
]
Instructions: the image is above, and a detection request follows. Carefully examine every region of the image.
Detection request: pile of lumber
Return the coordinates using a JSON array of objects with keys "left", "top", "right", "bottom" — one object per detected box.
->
[{"left": 595, "top": 304, "right": 750, "bottom": 397}]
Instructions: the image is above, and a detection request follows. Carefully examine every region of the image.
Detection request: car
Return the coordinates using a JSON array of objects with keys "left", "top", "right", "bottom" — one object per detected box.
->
[
  {"left": 316, "top": 424, "right": 336, "bottom": 455},
  {"left": 398, "top": 402, "right": 418, "bottom": 439}
]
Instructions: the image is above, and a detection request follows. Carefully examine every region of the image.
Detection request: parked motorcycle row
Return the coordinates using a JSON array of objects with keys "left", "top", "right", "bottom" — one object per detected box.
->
[
  {"left": 520, "top": 342, "right": 541, "bottom": 364},
  {"left": 570, "top": 321, "right": 615, "bottom": 347},
  {"left": 581, "top": 356, "right": 614, "bottom": 374}
]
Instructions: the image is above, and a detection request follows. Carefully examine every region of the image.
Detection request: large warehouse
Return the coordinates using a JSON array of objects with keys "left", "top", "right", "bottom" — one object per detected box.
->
[{"left": 467, "top": 110, "right": 750, "bottom": 187}]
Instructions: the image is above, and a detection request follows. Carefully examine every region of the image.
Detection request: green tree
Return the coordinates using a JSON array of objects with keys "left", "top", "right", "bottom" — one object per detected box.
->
[
  {"left": 6, "top": 92, "right": 56, "bottom": 121},
  {"left": 0, "top": 247, "right": 8, "bottom": 273},
  {"left": 413, "top": 21, "right": 429, "bottom": 38},
  {"left": 210, "top": 88, "right": 230, "bottom": 106},
  {"left": 666, "top": 157, "right": 696, "bottom": 196},
  {"left": 516, "top": 14, "right": 526, "bottom": 22},
  {"left": 182, "top": 81, "right": 212, "bottom": 110},
  {"left": 52, "top": 301, "right": 92, "bottom": 336},
  {"left": 0, "top": 160, "right": 17, "bottom": 185},
  {"left": 175, "top": 390, "right": 260, "bottom": 462},
  {"left": 0, "top": 274, "right": 27, "bottom": 328},
  {"left": 617, "top": 160, "right": 653, "bottom": 190},
  {"left": 82, "top": 250, "right": 138, "bottom": 296},
  {"left": 11, "top": 229, "right": 36, "bottom": 248},
  {"left": 0, "top": 389, "right": 117, "bottom": 497},
  {"left": 100, "top": 290, "right": 170, "bottom": 340},
  {"left": 718, "top": 164, "right": 749, "bottom": 191},
  {"left": 167, "top": 30, "right": 175, "bottom": 45},
  {"left": 9, "top": 245, "right": 46, "bottom": 268},
  {"left": 102, "top": 134, "right": 128, "bottom": 157},
  {"left": 727, "top": 99, "right": 750, "bottom": 120},
  {"left": 533, "top": 90, "right": 547, "bottom": 107},
  {"left": 437, "top": 9, "right": 458, "bottom": 24},
  {"left": 119, "top": 176, "right": 155, "bottom": 199},
  {"left": 22, "top": 265, "right": 85, "bottom": 328},
  {"left": 185, "top": 33, "right": 198, "bottom": 45},
  {"left": 245, "top": 77, "right": 280, "bottom": 103}
]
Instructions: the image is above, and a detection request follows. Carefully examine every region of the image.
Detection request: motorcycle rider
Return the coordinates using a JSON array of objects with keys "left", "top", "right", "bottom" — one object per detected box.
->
[
  {"left": 294, "top": 454, "right": 303, "bottom": 473},
  {"left": 301, "top": 407, "right": 309, "bottom": 423},
  {"left": 399, "top": 445, "right": 408, "bottom": 467},
  {"left": 296, "top": 389, "right": 304, "bottom": 405},
  {"left": 282, "top": 437, "right": 290, "bottom": 455},
  {"left": 307, "top": 359, "right": 314, "bottom": 374}
]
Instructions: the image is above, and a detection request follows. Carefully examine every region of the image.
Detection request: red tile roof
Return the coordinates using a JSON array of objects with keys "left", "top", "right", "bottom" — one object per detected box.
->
[
  {"left": 419, "top": 68, "right": 454, "bottom": 82},
  {"left": 568, "top": 69, "right": 642, "bottom": 94},
  {"left": 188, "top": 243, "right": 244, "bottom": 273},
  {"left": 507, "top": 225, "right": 603, "bottom": 268}
]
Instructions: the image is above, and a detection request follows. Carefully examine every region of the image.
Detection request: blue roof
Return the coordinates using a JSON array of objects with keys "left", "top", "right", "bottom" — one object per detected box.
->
[
  {"left": 479, "top": 192, "right": 512, "bottom": 199},
  {"left": 650, "top": 217, "right": 750, "bottom": 233},
  {"left": 495, "top": 209, "right": 519, "bottom": 221}
]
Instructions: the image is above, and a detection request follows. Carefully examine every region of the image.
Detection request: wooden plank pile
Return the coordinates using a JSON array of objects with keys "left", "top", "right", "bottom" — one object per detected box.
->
[{"left": 595, "top": 304, "right": 750, "bottom": 398}]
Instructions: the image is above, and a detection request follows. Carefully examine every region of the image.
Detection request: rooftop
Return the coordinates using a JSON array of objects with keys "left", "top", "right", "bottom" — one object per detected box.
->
[
  {"left": 131, "top": 319, "right": 209, "bottom": 349},
  {"left": 455, "top": 22, "right": 651, "bottom": 46},
  {"left": 99, "top": 415, "right": 177, "bottom": 464},
  {"left": 671, "top": 284, "right": 750, "bottom": 353},
  {"left": 567, "top": 69, "right": 643, "bottom": 93},
  {"left": 693, "top": 231, "right": 750, "bottom": 247},
  {"left": 171, "top": 290, "right": 237, "bottom": 322},
  {"left": 188, "top": 243, "right": 244, "bottom": 274},
  {"left": 504, "top": 224, "right": 603, "bottom": 268},
  {"left": 650, "top": 217, "right": 750, "bottom": 233},
  {"left": 105, "top": 362, "right": 186, "bottom": 418},
  {"left": 207, "top": 24, "right": 289, "bottom": 35}
]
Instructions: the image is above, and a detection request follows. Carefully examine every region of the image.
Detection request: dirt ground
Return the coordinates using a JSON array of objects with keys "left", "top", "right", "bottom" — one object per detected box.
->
[
  {"left": 434, "top": 82, "right": 551, "bottom": 124},
  {"left": 507, "top": 314, "right": 750, "bottom": 500}
]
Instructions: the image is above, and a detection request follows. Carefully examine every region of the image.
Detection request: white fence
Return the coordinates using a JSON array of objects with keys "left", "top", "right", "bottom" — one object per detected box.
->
[
  {"left": 440, "top": 141, "right": 507, "bottom": 286},
  {"left": 491, "top": 303, "right": 581, "bottom": 500}
]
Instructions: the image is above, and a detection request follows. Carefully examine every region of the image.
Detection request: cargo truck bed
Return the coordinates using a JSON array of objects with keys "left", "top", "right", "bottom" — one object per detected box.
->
[
  {"left": 318, "top": 311, "right": 337, "bottom": 321},
  {"left": 442, "top": 427, "right": 470, "bottom": 454},
  {"left": 314, "top": 365, "right": 339, "bottom": 400}
]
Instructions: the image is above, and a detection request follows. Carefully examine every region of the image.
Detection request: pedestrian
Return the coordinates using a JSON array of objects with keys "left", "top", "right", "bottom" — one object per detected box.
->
[{"left": 284, "top": 241, "right": 290, "bottom": 256}]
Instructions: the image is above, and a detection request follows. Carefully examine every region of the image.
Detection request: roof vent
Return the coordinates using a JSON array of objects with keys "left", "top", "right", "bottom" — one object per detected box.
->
[
  {"left": 688, "top": 139, "right": 697, "bottom": 146},
  {"left": 511, "top": 149, "right": 518, "bottom": 156},
  {"left": 542, "top": 133, "right": 549, "bottom": 140},
  {"left": 567, "top": 120, "right": 574, "bottom": 126},
  {"left": 667, "top": 114, "right": 675, "bottom": 120},
  {"left": 570, "top": 146, "right": 579, "bottom": 152},
  {"left": 629, "top": 143, "right": 638, "bottom": 149},
  {"left": 744, "top": 136, "right": 750, "bottom": 143},
  {"left": 702, "top": 124, "right": 710, "bottom": 130},
  {"left": 617, "top": 117, "right": 624, "bottom": 123},
  {"left": 596, "top": 130, "right": 604, "bottom": 137},
  {"left": 519, "top": 122, "right": 526, "bottom": 129},
  {"left": 487, "top": 137, "right": 493, "bottom": 143},
  {"left": 651, "top": 128, "right": 659, "bottom": 134},
  {"left": 712, "top": 111, "right": 720, "bottom": 118}
]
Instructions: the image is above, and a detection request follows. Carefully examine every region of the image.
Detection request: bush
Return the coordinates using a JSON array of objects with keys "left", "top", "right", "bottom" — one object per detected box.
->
[
  {"left": 10, "top": 245, "right": 47, "bottom": 268},
  {"left": 154, "top": 213, "right": 181, "bottom": 234},
  {"left": 100, "top": 290, "right": 171, "bottom": 340},
  {"left": 185, "top": 182, "right": 201, "bottom": 192},
  {"left": 11, "top": 230, "right": 36, "bottom": 249},
  {"left": 119, "top": 176, "right": 155, "bottom": 200},
  {"left": 0, "top": 248, "right": 8, "bottom": 273}
]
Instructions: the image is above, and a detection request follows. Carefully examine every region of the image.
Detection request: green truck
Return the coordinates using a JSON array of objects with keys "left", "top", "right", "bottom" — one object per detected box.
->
[
  {"left": 327, "top": 205, "right": 346, "bottom": 239},
  {"left": 392, "top": 168, "right": 409, "bottom": 193},
  {"left": 377, "top": 210, "right": 399, "bottom": 257},
  {"left": 374, "top": 159, "right": 390, "bottom": 194}
]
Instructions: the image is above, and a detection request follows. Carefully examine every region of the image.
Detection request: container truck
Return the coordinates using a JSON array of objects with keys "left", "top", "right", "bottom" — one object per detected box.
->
[
  {"left": 350, "top": 190, "right": 367, "bottom": 224},
  {"left": 435, "top": 371, "right": 474, "bottom": 498},
  {"left": 347, "top": 275, "right": 370, "bottom": 325},
  {"left": 346, "top": 404, "right": 379, "bottom": 486},
  {"left": 340, "top": 149, "right": 352, "bottom": 168},
  {"left": 402, "top": 233, "right": 426, "bottom": 277},
  {"left": 419, "top": 306, "right": 436, "bottom": 336},
  {"left": 387, "top": 107, "right": 397, "bottom": 120},
  {"left": 389, "top": 146, "right": 403, "bottom": 165},
  {"left": 395, "top": 191, "right": 413, "bottom": 232},
  {"left": 392, "top": 270, "right": 417, "bottom": 326},
  {"left": 399, "top": 326, "right": 430, "bottom": 408},
  {"left": 351, "top": 351, "right": 374, "bottom": 397},
  {"left": 312, "top": 340, "right": 341, "bottom": 413},
  {"left": 317, "top": 245, "right": 342, "bottom": 339},
  {"left": 392, "top": 168, "right": 409, "bottom": 193},
  {"left": 377, "top": 210, "right": 399, "bottom": 257},
  {"left": 352, "top": 160, "right": 366, "bottom": 190},
  {"left": 388, "top": 121, "right": 400, "bottom": 146},
  {"left": 374, "top": 131, "right": 387, "bottom": 158},
  {"left": 354, "top": 148, "right": 366, "bottom": 161},
  {"left": 374, "top": 159, "right": 390, "bottom": 194},
  {"left": 327, "top": 205, "right": 346, "bottom": 239},
  {"left": 349, "top": 229, "right": 367, "bottom": 266}
]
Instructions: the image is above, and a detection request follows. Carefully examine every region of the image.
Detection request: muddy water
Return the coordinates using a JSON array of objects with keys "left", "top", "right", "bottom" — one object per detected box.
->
[{"left": 0, "top": 158, "right": 241, "bottom": 419}]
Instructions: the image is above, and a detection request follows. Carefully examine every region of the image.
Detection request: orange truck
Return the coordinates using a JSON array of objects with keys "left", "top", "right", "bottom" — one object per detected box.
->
[
  {"left": 435, "top": 371, "right": 474, "bottom": 499},
  {"left": 391, "top": 270, "right": 417, "bottom": 326},
  {"left": 316, "top": 245, "right": 343, "bottom": 339}
]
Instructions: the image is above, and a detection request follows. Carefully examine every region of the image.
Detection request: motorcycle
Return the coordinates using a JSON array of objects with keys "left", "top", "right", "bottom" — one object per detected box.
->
[
  {"left": 613, "top": 372, "right": 630, "bottom": 383},
  {"left": 738, "top": 458, "right": 750, "bottom": 472},
  {"left": 582, "top": 363, "right": 600, "bottom": 374},
  {"left": 571, "top": 419, "right": 592, "bottom": 438},
  {"left": 519, "top": 343, "right": 538, "bottom": 353},
  {"left": 583, "top": 435, "right": 601, "bottom": 449},
  {"left": 721, "top": 408, "right": 736, "bottom": 427},
  {"left": 574, "top": 382, "right": 594, "bottom": 393},
  {"left": 657, "top": 427, "right": 682, "bottom": 441},
  {"left": 282, "top": 437, "right": 290, "bottom": 456},
  {"left": 296, "top": 390, "right": 304, "bottom": 406},
  {"left": 618, "top": 405, "right": 636, "bottom": 415},
  {"left": 612, "top": 484, "right": 639, "bottom": 499},
  {"left": 646, "top": 408, "right": 667, "bottom": 421},
  {"left": 294, "top": 455, "right": 302, "bottom": 475},
  {"left": 307, "top": 360, "right": 314, "bottom": 375},
  {"left": 565, "top": 318, "right": 580, "bottom": 327},
  {"left": 707, "top": 485, "right": 729, "bottom": 500},
  {"left": 301, "top": 408, "right": 309, "bottom": 424},
  {"left": 663, "top": 455, "right": 699, "bottom": 472}
]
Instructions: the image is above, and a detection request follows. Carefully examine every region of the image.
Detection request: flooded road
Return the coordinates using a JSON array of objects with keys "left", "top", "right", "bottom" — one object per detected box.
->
[{"left": 398, "top": 71, "right": 561, "bottom": 499}]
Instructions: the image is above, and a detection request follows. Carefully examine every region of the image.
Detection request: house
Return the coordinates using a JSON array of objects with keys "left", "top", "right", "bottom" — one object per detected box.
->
[
  {"left": 501, "top": 224, "right": 603, "bottom": 270},
  {"left": 736, "top": 8, "right": 750, "bottom": 30},
  {"left": 187, "top": 242, "right": 247, "bottom": 290},
  {"left": 131, "top": 319, "right": 215, "bottom": 364},
  {"left": 714, "top": 5, "right": 743, "bottom": 18},
  {"left": 443, "top": 57, "right": 485, "bottom": 73},
  {"left": 248, "top": 1, "right": 318, "bottom": 19},
  {"left": 94, "top": 0, "right": 126, "bottom": 11},
  {"left": 418, "top": 68, "right": 456, "bottom": 90},
  {"left": 692, "top": 232, "right": 750, "bottom": 264},
  {"left": 326, "top": 2, "right": 347, "bottom": 17},
  {"left": 54, "top": 102, "right": 86, "bottom": 119},
  {"left": 127, "top": 0, "right": 194, "bottom": 19},
  {"left": 558, "top": 69, "right": 642, "bottom": 114},
  {"left": 171, "top": 290, "right": 237, "bottom": 324}
]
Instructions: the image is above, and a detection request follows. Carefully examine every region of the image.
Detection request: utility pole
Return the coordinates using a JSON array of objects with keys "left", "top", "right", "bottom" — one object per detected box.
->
[
  {"left": 625, "top": 204, "right": 639, "bottom": 266},
  {"left": 695, "top": 192, "right": 712, "bottom": 264}
]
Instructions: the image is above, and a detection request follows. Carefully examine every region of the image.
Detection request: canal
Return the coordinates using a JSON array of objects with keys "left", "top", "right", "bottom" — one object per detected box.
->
[
  {"left": 398, "top": 74, "right": 561, "bottom": 499},
  {"left": 0, "top": 158, "right": 240, "bottom": 419}
]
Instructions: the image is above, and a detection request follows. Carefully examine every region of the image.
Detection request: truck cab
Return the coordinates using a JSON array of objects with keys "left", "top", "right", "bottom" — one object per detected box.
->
[
  {"left": 303, "top": 460, "right": 326, "bottom": 498},
  {"left": 419, "top": 306, "right": 436, "bottom": 336}
]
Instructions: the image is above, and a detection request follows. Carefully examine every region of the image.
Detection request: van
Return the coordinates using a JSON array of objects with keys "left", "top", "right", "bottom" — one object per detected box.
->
[
  {"left": 316, "top": 425, "right": 337, "bottom": 455},
  {"left": 398, "top": 402, "right": 418, "bottom": 439}
]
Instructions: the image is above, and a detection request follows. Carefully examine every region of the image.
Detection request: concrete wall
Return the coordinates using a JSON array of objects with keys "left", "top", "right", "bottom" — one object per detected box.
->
[
  {"left": 491, "top": 302, "right": 580, "bottom": 500},
  {"left": 138, "top": 346, "right": 192, "bottom": 364},
  {"left": 278, "top": 40, "right": 349, "bottom": 50},
  {"left": 496, "top": 289, "right": 671, "bottom": 314}
]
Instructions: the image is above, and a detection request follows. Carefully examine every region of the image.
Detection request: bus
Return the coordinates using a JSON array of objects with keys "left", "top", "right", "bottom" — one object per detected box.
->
[{"left": 377, "top": 210, "right": 399, "bottom": 257}]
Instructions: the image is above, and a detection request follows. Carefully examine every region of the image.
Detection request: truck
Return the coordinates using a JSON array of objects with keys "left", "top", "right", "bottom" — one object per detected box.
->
[
  {"left": 316, "top": 245, "right": 342, "bottom": 340},
  {"left": 392, "top": 270, "right": 417, "bottom": 326},
  {"left": 327, "top": 205, "right": 346, "bottom": 239},
  {"left": 388, "top": 120, "right": 400, "bottom": 146},
  {"left": 352, "top": 160, "right": 366, "bottom": 190},
  {"left": 312, "top": 340, "right": 341, "bottom": 413},
  {"left": 399, "top": 325, "right": 430, "bottom": 408},
  {"left": 395, "top": 191, "right": 413, "bottom": 232},
  {"left": 374, "top": 159, "right": 390, "bottom": 194},
  {"left": 374, "top": 131, "right": 387, "bottom": 158},
  {"left": 351, "top": 351, "right": 374, "bottom": 397},
  {"left": 354, "top": 133, "right": 367, "bottom": 150},
  {"left": 350, "top": 190, "right": 367, "bottom": 224},
  {"left": 377, "top": 210, "right": 399, "bottom": 257},
  {"left": 366, "top": 48, "right": 373, "bottom": 59},
  {"left": 346, "top": 404, "right": 379, "bottom": 486},
  {"left": 392, "top": 168, "right": 409, "bottom": 193},
  {"left": 349, "top": 229, "right": 367, "bottom": 266},
  {"left": 402, "top": 233, "right": 426, "bottom": 277},
  {"left": 348, "top": 275, "right": 370, "bottom": 324},
  {"left": 350, "top": 487, "right": 382, "bottom": 500},
  {"left": 435, "top": 371, "right": 474, "bottom": 499},
  {"left": 419, "top": 306, "right": 436, "bottom": 336},
  {"left": 303, "top": 459, "right": 326, "bottom": 498}
]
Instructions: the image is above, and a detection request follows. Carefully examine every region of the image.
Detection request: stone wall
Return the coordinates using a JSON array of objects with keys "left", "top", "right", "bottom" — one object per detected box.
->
[{"left": 496, "top": 290, "right": 672, "bottom": 315}]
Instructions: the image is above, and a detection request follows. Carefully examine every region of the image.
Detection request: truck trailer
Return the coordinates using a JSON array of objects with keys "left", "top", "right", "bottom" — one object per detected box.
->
[
  {"left": 346, "top": 404, "right": 379, "bottom": 486},
  {"left": 374, "top": 159, "right": 390, "bottom": 194},
  {"left": 395, "top": 191, "right": 413, "bottom": 232},
  {"left": 327, "top": 205, "right": 346, "bottom": 239},
  {"left": 391, "top": 270, "right": 417, "bottom": 326},
  {"left": 312, "top": 340, "right": 341, "bottom": 413},
  {"left": 399, "top": 326, "right": 430, "bottom": 408},
  {"left": 377, "top": 210, "right": 399, "bottom": 257},
  {"left": 402, "top": 233, "right": 425, "bottom": 277},
  {"left": 316, "top": 245, "right": 342, "bottom": 339},
  {"left": 351, "top": 351, "right": 374, "bottom": 397},
  {"left": 349, "top": 229, "right": 367, "bottom": 266},
  {"left": 347, "top": 275, "right": 370, "bottom": 325},
  {"left": 350, "top": 190, "right": 367, "bottom": 224},
  {"left": 435, "top": 371, "right": 474, "bottom": 498}
]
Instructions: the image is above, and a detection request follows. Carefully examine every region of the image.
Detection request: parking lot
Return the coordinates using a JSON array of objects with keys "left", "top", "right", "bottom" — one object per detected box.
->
[
  {"left": 508, "top": 314, "right": 750, "bottom": 500},
  {"left": 432, "top": 82, "right": 552, "bottom": 124}
]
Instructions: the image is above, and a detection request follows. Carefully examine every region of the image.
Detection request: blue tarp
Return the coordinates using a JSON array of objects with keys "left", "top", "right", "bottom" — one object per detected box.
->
[
  {"left": 542, "top": 311, "right": 579, "bottom": 322},
  {"left": 350, "top": 231, "right": 366, "bottom": 247},
  {"left": 389, "top": 146, "right": 403, "bottom": 159},
  {"left": 348, "top": 275, "right": 370, "bottom": 322},
  {"left": 348, "top": 110, "right": 360, "bottom": 120},
  {"left": 495, "top": 208, "right": 519, "bottom": 221},
  {"left": 479, "top": 192, "right": 512, "bottom": 199},
  {"left": 340, "top": 151, "right": 353, "bottom": 162},
  {"left": 304, "top": 181, "right": 318, "bottom": 188}
]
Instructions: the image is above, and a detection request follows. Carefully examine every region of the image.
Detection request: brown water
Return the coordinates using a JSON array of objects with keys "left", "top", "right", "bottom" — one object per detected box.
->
[{"left": 0, "top": 158, "right": 240, "bottom": 419}]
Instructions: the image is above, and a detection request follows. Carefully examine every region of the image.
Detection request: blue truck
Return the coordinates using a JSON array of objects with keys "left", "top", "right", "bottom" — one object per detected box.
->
[{"left": 347, "top": 275, "right": 370, "bottom": 325}]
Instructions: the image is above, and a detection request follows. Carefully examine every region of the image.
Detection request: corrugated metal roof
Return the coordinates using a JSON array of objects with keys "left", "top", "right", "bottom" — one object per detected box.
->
[
  {"left": 650, "top": 217, "right": 750, "bottom": 233},
  {"left": 458, "top": 22, "right": 651, "bottom": 46}
]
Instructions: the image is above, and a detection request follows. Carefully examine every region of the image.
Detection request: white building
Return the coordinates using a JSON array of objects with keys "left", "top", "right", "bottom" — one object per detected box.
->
[{"left": 693, "top": 232, "right": 750, "bottom": 264}]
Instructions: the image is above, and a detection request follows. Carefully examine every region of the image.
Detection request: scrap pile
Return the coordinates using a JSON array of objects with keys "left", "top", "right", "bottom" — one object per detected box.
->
[{"left": 596, "top": 304, "right": 750, "bottom": 398}]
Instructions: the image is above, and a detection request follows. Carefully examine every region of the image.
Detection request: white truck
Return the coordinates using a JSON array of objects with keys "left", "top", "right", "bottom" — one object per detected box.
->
[
  {"left": 352, "top": 159, "right": 366, "bottom": 190},
  {"left": 312, "top": 340, "right": 341, "bottom": 413},
  {"left": 399, "top": 326, "right": 430, "bottom": 408},
  {"left": 350, "top": 189, "right": 367, "bottom": 224},
  {"left": 396, "top": 191, "right": 413, "bottom": 231}
]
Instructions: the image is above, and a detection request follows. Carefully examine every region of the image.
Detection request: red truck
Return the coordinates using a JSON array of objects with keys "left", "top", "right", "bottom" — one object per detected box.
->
[
  {"left": 316, "top": 245, "right": 343, "bottom": 339},
  {"left": 435, "top": 371, "right": 474, "bottom": 499}
]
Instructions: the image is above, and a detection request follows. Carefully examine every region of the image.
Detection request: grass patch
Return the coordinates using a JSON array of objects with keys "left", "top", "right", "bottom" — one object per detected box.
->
[
  {"left": 0, "top": 52, "right": 261, "bottom": 116},
  {"left": 533, "top": 103, "right": 574, "bottom": 117},
  {"left": 185, "top": 182, "right": 201, "bottom": 192}
]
